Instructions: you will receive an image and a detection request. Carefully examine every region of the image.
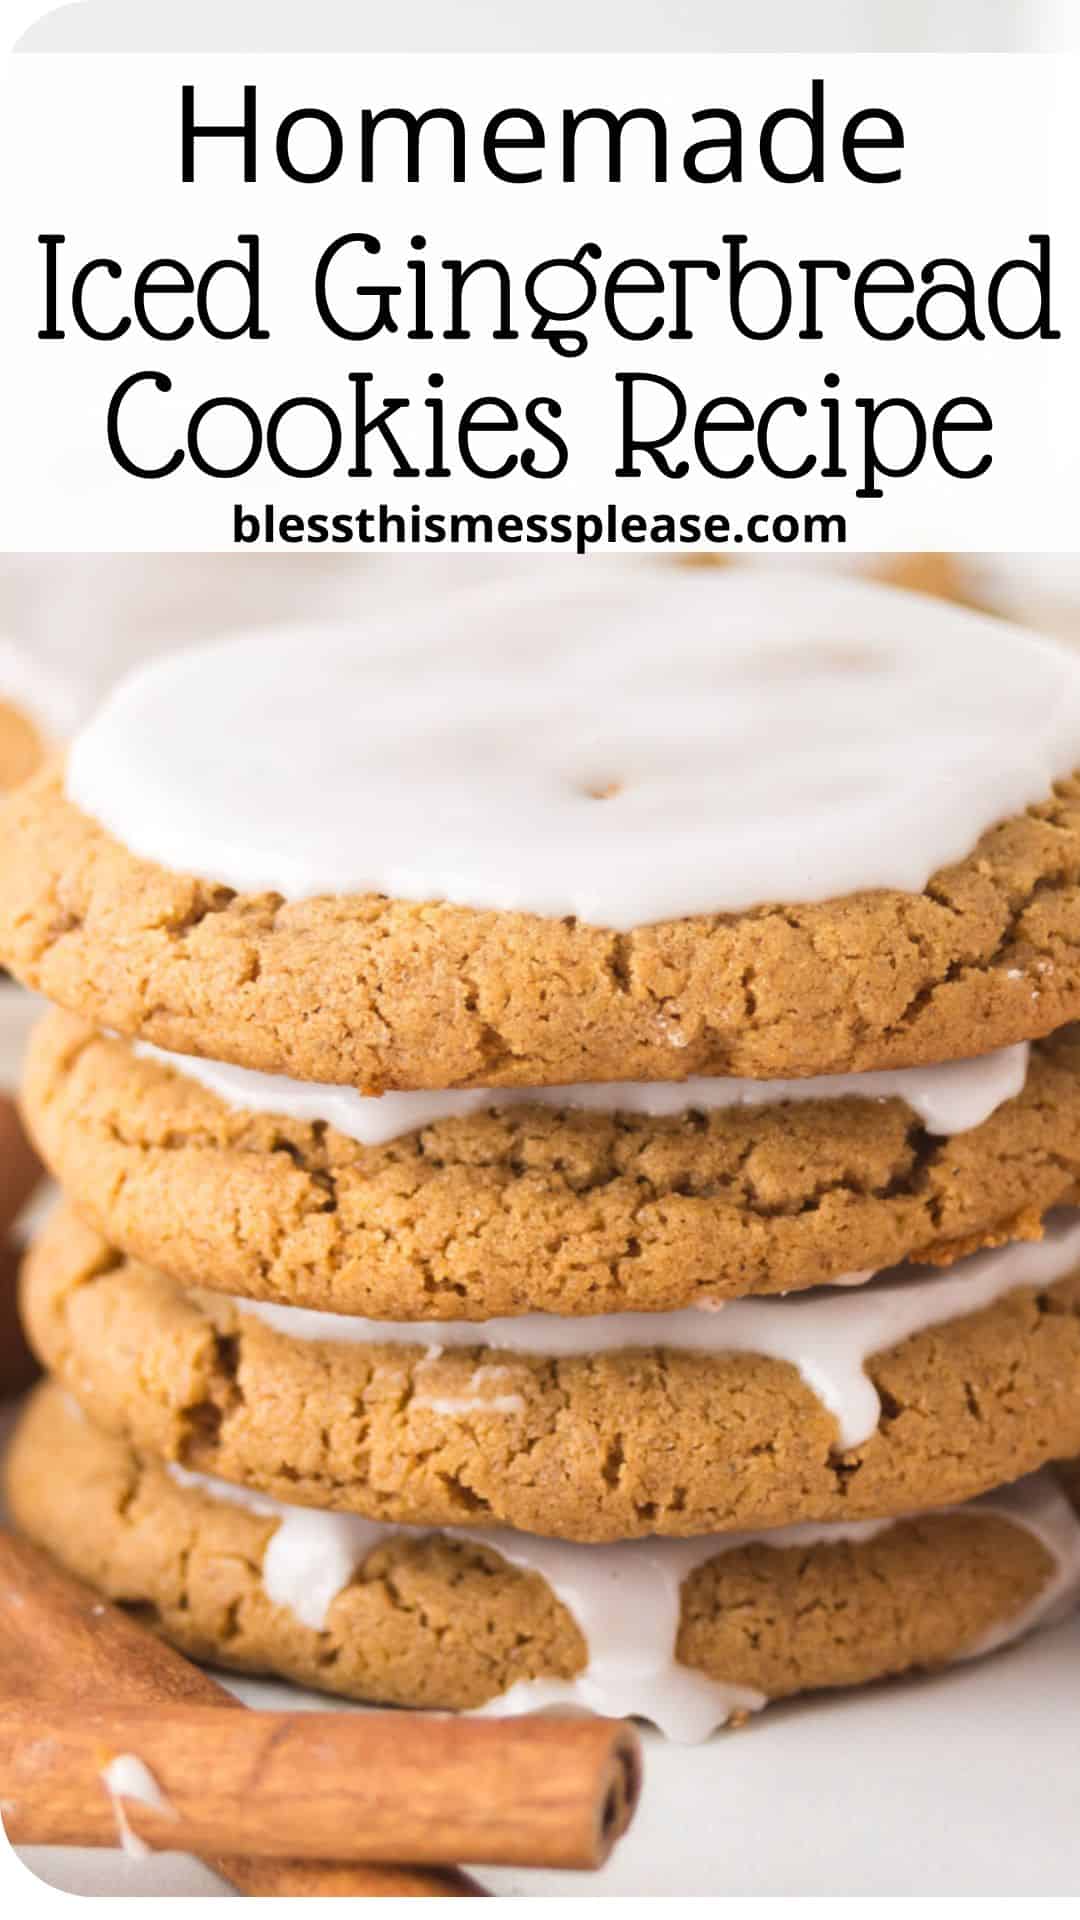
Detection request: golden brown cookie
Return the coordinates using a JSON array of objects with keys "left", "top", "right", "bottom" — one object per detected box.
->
[
  {"left": 6, "top": 1383, "right": 1070, "bottom": 1726},
  {"left": 23, "top": 1207, "right": 1080, "bottom": 1541},
  {"left": 0, "top": 698, "right": 46, "bottom": 792},
  {"left": 20, "top": 1010, "right": 1080, "bottom": 1317},
  {"left": 5, "top": 764, "right": 1080, "bottom": 1090}
]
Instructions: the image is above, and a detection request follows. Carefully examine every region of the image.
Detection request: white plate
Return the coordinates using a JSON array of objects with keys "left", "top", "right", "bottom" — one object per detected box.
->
[{"left": 14, "top": 1611, "right": 1080, "bottom": 1897}]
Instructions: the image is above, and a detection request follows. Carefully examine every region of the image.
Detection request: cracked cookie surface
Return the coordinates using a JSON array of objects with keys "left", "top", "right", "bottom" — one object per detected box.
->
[
  {"left": 21, "top": 1010, "right": 1080, "bottom": 1316},
  {"left": 6, "top": 1382, "right": 1067, "bottom": 1719},
  {"left": 7, "top": 766, "right": 1080, "bottom": 1089},
  {"left": 23, "top": 1207, "right": 1080, "bottom": 1541}
]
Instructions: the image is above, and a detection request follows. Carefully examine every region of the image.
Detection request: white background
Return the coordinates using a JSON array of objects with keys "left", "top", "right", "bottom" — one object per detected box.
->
[{"left": 11, "top": 1, "right": 1071, "bottom": 55}]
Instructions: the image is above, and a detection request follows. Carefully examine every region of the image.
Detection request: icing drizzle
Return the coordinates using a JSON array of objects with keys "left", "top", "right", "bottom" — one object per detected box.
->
[
  {"left": 231, "top": 1213, "right": 1080, "bottom": 1452},
  {"left": 138, "top": 1038, "right": 1030, "bottom": 1145},
  {"left": 167, "top": 1464, "right": 1080, "bottom": 1745},
  {"left": 99, "top": 1754, "right": 177, "bottom": 1861}
]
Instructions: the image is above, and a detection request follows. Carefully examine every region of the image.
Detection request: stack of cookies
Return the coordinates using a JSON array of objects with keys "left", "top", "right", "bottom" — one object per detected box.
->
[{"left": 5, "top": 565, "right": 1080, "bottom": 1741}]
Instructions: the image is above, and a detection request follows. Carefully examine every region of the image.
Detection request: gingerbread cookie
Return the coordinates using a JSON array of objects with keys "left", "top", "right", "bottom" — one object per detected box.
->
[
  {"left": 23, "top": 1011, "right": 1080, "bottom": 1317},
  {"left": 5, "top": 572, "right": 1080, "bottom": 1088},
  {"left": 24, "top": 1206, "right": 1080, "bottom": 1542},
  {"left": 8, "top": 1384, "right": 1079, "bottom": 1740}
]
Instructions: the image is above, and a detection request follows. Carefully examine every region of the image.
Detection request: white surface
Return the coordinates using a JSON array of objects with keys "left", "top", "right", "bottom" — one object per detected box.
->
[
  {"left": 66, "top": 570, "right": 1080, "bottom": 925},
  {"left": 15, "top": 1613, "right": 1080, "bottom": 1896}
]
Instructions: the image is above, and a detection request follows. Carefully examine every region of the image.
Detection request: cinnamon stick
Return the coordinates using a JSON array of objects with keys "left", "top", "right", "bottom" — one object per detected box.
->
[
  {"left": 0, "top": 1529, "right": 488, "bottom": 1895},
  {"left": 0, "top": 1528, "right": 641, "bottom": 1886},
  {"left": 0, "top": 1701, "right": 640, "bottom": 1868}
]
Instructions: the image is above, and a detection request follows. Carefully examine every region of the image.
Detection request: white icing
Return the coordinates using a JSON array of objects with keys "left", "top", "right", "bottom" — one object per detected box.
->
[
  {"left": 100, "top": 1755, "right": 176, "bottom": 1861},
  {"left": 420, "top": 1393, "right": 528, "bottom": 1417},
  {"left": 414, "top": 1362, "right": 528, "bottom": 1419},
  {"left": 232, "top": 1213, "right": 1080, "bottom": 1452},
  {"left": 167, "top": 1465, "right": 383, "bottom": 1634},
  {"left": 65, "top": 568, "right": 1080, "bottom": 929},
  {"left": 137, "top": 1038, "right": 1030, "bottom": 1145},
  {"left": 471, "top": 1532, "right": 772, "bottom": 1739},
  {"left": 166, "top": 1463, "right": 1080, "bottom": 1745}
]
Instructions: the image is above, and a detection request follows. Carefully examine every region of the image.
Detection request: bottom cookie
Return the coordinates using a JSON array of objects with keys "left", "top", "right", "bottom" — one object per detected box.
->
[{"left": 8, "top": 1385, "right": 1080, "bottom": 1743}]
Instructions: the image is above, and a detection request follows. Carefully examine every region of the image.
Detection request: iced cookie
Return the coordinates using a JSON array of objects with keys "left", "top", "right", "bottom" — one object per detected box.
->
[
  {"left": 7, "top": 1383, "right": 1079, "bottom": 1741},
  {"left": 21, "top": 1009, "right": 1080, "bottom": 1317},
  {"left": 4, "top": 572, "right": 1080, "bottom": 1090},
  {"left": 24, "top": 1206, "right": 1080, "bottom": 1542}
]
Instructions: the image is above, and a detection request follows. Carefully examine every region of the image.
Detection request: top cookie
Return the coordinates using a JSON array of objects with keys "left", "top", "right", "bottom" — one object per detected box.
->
[{"left": 4, "top": 568, "right": 1080, "bottom": 1089}]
